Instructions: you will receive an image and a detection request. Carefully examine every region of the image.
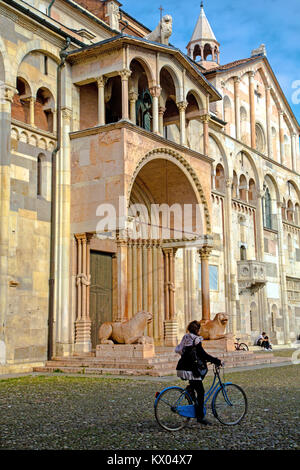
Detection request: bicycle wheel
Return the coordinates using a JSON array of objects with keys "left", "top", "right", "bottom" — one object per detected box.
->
[
  {"left": 239, "top": 343, "right": 249, "bottom": 351},
  {"left": 154, "top": 387, "right": 193, "bottom": 431},
  {"left": 212, "top": 384, "right": 247, "bottom": 426}
]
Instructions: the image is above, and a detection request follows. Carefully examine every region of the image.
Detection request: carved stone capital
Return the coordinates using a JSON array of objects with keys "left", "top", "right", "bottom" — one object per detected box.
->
[
  {"left": 119, "top": 69, "right": 131, "bottom": 80},
  {"left": 96, "top": 76, "right": 107, "bottom": 88},
  {"left": 129, "top": 91, "right": 138, "bottom": 101},
  {"left": 0, "top": 84, "right": 15, "bottom": 103},
  {"left": 176, "top": 101, "right": 188, "bottom": 112},
  {"left": 198, "top": 246, "right": 212, "bottom": 260},
  {"left": 199, "top": 113, "right": 210, "bottom": 123},
  {"left": 149, "top": 85, "right": 161, "bottom": 98},
  {"left": 61, "top": 107, "right": 72, "bottom": 121}
]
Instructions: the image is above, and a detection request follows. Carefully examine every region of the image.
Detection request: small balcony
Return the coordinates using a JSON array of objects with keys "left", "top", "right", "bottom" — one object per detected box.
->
[{"left": 237, "top": 260, "right": 266, "bottom": 295}]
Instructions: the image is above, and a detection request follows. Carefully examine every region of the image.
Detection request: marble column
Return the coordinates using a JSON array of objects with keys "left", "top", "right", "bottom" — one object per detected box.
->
[
  {"left": 149, "top": 86, "right": 161, "bottom": 134},
  {"left": 127, "top": 240, "right": 133, "bottom": 319},
  {"left": 119, "top": 69, "right": 131, "bottom": 120},
  {"left": 279, "top": 111, "right": 284, "bottom": 165},
  {"left": 265, "top": 86, "right": 272, "bottom": 159},
  {"left": 0, "top": 84, "right": 14, "bottom": 358},
  {"left": 276, "top": 203, "right": 290, "bottom": 344},
  {"left": 28, "top": 96, "right": 35, "bottom": 127},
  {"left": 198, "top": 246, "right": 212, "bottom": 321},
  {"left": 158, "top": 106, "right": 166, "bottom": 136},
  {"left": 116, "top": 238, "right": 128, "bottom": 321},
  {"left": 56, "top": 107, "right": 73, "bottom": 355},
  {"left": 248, "top": 71, "right": 256, "bottom": 149},
  {"left": 96, "top": 76, "right": 106, "bottom": 126},
  {"left": 201, "top": 114, "right": 210, "bottom": 156},
  {"left": 129, "top": 91, "right": 138, "bottom": 125},
  {"left": 74, "top": 233, "right": 92, "bottom": 353},
  {"left": 177, "top": 101, "right": 187, "bottom": 146},
  {"left": 234, "top": 77, "right": 241, "bottom": 140},
  {"left": 163, "top": 248, "right": 178, "bottom": 346},
  {"left": 291, "top": 133, "right": 296, "bottom": 172}
]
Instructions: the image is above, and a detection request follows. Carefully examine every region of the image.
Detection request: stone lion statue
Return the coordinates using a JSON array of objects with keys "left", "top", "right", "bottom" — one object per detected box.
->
[
  {"left": 145, "top": 15, "right": 172, "bottom": 45},
  {"left": 98, "top": 311, "right": 153, "bottom": 344},
  {"left": 199, "top": 313, "right": 229, "bottom": 340}
]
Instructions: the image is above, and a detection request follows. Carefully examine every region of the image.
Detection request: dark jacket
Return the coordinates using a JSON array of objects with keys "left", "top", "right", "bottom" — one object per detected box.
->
[{"left": 176, "top": 342, "right": 221, "bottom": 372}]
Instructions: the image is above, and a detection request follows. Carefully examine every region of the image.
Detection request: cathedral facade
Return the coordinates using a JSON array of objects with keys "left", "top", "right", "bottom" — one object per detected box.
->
[{"left": 0, "top": 0, "right": 299, "bottom": 373}]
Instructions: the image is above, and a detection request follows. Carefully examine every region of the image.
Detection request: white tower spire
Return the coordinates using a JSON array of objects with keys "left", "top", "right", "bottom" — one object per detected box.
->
[{"left": 187, "top": 2, "right": 220, "bottom": 69}]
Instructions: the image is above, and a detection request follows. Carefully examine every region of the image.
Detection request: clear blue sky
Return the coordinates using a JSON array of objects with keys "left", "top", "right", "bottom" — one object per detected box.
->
[{"left": 122, "top": 0, "right": 300, "bottom": 124}]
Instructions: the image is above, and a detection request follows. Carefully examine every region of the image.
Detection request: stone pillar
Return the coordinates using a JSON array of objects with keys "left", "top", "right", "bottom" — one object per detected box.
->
[
  {"left": 198, "top": 246, "right": 212, "bottom": 321},
  {"left": 28, "top": 96, "right": 35, "bottom": 127},
  {"left": 129, "top": 91, "right": 138, "bottom": 124},
  {"left": 116, "top": 238, "right": 128, "bottom": 321},
  {"left": 291, "top": 133, "right": 296, "bottom": 172},
  {"left": 157, "top": 243, "right": 165, "bottom": 344},
  {"left": 96, "top": 76, "right": 106, "bottom": 126},
  {"left": 127, "top": 240, "right": 133, "bottom": 319},
  {"left": 248, "top": 71, "right": 256, "bottom": 149},
  {"left": 177, "top": 101, "right": 187, "bottom": 146},
  {"left": 149, "top": 86, "right": 161, "bottom": 134},
  {"left": 265, "top": 86, "right": 272, "bottom": 159},
  {"left": 163, "top": 248, "right": 178, "bottom": 346},
  {"left": 224, "top": 179, "right": 237, "bottom": 335},
  {"left": 279, "top": 111, "right": 284, "bottom": 165},
  {"left": 0, "top": 84, "right": 14, "bottom": 360},
  {"left": 158, "top": 106, "right": 165, "bottom": 136},
  {"left": 234, "top": 77, "right": 241, "bottom": 140},
  {"left": 55, "top": 107, "right": 73, "bottom": 355},
  {"left": 74, "top": 233, "right": 92, "bottom": 353},
  {"left": 200, "top": 114, "right": 210, "bottom": 156},
  {"left": 119, "top": 69, "right": 131, "bottom": 120},
  {"left": 276, "top": 203, "right": 290, "bottom": 344},
  {"left": 137, "top": 240, "right": 143, "bottom": 312}
]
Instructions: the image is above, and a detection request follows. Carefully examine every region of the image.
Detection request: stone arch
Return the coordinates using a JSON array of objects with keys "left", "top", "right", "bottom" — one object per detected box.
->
[
  {"left": 209, "top": 133, "right": 229, "bottom": 177},
  {"left": 263, "top": 173, "right": 280, "bottom": 203},
  {"left": 159, "top": 64, "right": 181, "bottom": 102},
  {"left": 129, "top": 56, "right": 155, "bottom": 88},
  {"left": 127, "top": 148, "right": 211, "bottom": 235},
  {"left": 185, "top": 89, "right": 204, "bottom": 111},
  {"left": 237, "top": 150, "right": 260, "bottom": 189},
  {"left": 12, "top": 39, "right": 60, "bottom": 85}
]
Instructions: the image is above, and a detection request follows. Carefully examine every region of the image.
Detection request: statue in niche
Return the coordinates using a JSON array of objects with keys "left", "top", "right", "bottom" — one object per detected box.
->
[{"left": 136, "top": 89, "right": 152, "bottom": 131}]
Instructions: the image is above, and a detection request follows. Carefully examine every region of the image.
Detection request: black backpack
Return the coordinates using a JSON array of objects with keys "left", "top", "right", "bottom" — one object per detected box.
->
[{"left": 177, "top": 339, "right": 208, "bottom": 378}]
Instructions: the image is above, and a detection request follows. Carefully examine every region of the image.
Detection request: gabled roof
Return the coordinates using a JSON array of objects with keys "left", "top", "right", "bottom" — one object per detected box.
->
[
  {"left": 67, "top": 34, "right": 222, "bottom": 102},
  {"left": 204, "top": 54, "right": 300, "bottom": 131}
]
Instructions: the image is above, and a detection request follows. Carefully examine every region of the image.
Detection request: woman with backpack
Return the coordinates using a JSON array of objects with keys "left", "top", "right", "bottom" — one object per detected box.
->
[{"left": 175, "top": 320, "right": 222, "bottom": 425}]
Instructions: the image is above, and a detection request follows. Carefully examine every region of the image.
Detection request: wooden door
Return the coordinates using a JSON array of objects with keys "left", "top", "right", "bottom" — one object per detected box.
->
[{"left": 90, "top": 251, "right": 113, "bottom": 349}]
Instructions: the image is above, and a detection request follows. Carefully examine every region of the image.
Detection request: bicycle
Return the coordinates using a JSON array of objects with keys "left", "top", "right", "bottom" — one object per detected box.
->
[
  {"left": 234, "top": 338, "right": 249, "bottom": 351},
  {"left": 154, "top": 365, "right": 247, "bottom": 431}
]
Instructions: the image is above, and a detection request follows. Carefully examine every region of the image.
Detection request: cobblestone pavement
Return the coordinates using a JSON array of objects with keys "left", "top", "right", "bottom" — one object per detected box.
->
[{"left": 0, "top": 365, "right": 299, "bottom": 450}]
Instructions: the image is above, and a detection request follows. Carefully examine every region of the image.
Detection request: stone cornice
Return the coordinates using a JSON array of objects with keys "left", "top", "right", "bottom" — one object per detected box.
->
[{"left": 69, "top": 120, "right": 214, "bottom": 165}]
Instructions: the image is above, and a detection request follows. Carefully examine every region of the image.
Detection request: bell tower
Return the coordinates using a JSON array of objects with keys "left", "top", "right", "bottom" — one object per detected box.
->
[{"left": 186, "top": 2, "right": 220, "bottom": 70}]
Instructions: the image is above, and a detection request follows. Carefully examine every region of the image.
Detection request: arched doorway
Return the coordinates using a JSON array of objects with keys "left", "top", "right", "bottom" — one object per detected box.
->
[{"left": 126, "top": 156, "right": 208, "bottom": 346}]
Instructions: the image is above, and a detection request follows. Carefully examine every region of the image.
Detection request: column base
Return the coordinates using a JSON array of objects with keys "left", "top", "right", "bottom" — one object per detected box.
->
[
  {"left": 164, "top": 320, "right": 178, "bottom": 347},
  {"left": 74, "top": 320, "right": 92, "bottom": 353},
  {"left": 55, "top": 342, "right": 74, "bottom": 357}
]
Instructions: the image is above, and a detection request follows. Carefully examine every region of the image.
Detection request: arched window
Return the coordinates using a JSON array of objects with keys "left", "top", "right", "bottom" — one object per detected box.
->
[
  {"left": 248, "top": 178, "right": 256, "bottom": 203},
  {"left": 215, "top": 164, "right": 225, "bottom": 192},
  {"left": 240, "top": 107, "right": 248, "bottom": 144},
  {"left": 255, "top": 123, "right": 266, "bottom": 153},
  {"left": 232, "top": 171, "right": 238, "bottom": 198},
  {"left": 263, "top": 187, "right": 272, "bottom": 229},
  {"left": 223, "top": 96, "right": 232, "bottom": 135},
  {"left": 287, "top": 200, "right": 294, "bottom": 223},
  {"left": 295, "top": 203, "right": 300, "bottom": 226},
  {"left": 239, "top": 174, "right": 247, "bottom": 202}
]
